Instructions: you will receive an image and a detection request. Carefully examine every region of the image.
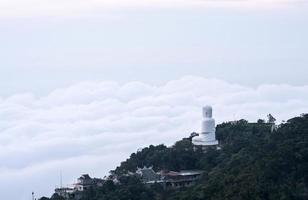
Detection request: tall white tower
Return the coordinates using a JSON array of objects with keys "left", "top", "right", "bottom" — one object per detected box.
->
[{"left": 193, "top": 106, "right": 218, "bottom": 146}]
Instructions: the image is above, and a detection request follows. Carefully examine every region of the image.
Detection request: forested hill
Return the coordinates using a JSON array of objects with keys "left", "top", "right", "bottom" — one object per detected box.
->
[{"left": 42, "top": 114, "right": 308, "bottom": 200}]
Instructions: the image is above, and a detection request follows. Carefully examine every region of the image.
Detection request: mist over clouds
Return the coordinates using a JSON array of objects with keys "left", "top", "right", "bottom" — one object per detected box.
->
[{"left": 0, "top": 76, "right": 307, "bottom": 199}]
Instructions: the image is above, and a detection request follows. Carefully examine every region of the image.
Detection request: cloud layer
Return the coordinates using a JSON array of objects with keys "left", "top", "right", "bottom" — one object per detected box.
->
[
  {"left": 0, "top": 0, "right": 305, "bottom": 18},
  {"left": 0, "top": 76, "right": 307, "bottom": 199}
]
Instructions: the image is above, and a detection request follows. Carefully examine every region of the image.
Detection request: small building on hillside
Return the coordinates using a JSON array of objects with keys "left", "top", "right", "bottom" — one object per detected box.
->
[
  {"left": 137, "top": 168, "right": 203, "bottom": 189},
  {"left": 74, "top": 174, "right": 92, "bottom": 191},
  {"left": 54, "top": 187, "right": 74, "bottom": 199},
  {"left": 160, "top": 170, "right": 203, "bottom": 188},
  {"left": 74, "top": 174, "right": 104, "bottom": 191},
  {"left": 55, "top": 174, "right": 104, "bottom": 199}
]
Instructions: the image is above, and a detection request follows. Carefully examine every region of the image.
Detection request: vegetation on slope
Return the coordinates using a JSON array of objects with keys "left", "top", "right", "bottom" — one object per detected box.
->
[{"left": 42, "top": 114, "right": 308, "bottom": 200}]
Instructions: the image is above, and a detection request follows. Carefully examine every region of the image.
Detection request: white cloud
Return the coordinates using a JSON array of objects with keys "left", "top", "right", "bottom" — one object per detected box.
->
[
  {"left": 0, "top": 0, "right": 304, "bottom": 18},
  {"left": 0, "top": 76, "right": 307, "bottom": 199}
]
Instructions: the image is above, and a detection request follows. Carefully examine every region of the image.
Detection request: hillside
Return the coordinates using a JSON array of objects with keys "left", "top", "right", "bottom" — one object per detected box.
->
[{"left": 41, "top": 114, "right": 308, "bottom": 200}]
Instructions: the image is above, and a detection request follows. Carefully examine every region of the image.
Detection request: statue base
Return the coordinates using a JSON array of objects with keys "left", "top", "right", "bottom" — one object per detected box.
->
[{"left": 192, "top": 136, "right": 218, "bottom": 146}]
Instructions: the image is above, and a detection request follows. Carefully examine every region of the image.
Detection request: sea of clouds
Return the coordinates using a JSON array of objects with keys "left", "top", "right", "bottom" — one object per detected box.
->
[{"left": 0, "top": 76, "right": 308, "bottom": 199}]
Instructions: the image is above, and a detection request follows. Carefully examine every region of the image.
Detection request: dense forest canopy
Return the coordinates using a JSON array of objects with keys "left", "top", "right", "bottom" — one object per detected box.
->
[{"left": 41, "top": 114, "right": 308, "bottom": 200}]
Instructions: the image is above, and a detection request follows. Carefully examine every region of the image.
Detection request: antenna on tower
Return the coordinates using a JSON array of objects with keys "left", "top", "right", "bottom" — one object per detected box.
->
[{"left": 60, "top": 170, "right": 63, "bottom": 188}]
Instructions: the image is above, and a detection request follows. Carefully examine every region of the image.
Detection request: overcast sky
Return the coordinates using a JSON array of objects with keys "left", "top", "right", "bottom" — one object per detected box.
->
[{"left": 0, "top": 0, "right": 308, "bottom": 199}]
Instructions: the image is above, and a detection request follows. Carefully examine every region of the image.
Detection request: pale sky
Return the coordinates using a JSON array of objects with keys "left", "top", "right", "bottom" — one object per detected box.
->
[
  {"left": 0, "top": 1, "right": 308, "bottom": 199},
  {"left": 1, "top": 0, "right": 308, "bottom": 96}
]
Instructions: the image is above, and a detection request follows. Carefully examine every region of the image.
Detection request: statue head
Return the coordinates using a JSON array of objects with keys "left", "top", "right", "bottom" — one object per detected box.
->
[{"left": 203, "top": 106, "right": 213, "bottom": 118}]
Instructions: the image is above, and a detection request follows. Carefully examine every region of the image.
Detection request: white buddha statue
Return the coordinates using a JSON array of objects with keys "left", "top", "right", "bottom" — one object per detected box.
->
[{"left": 193, "top": 106, "right": 218, "bottom": 146}]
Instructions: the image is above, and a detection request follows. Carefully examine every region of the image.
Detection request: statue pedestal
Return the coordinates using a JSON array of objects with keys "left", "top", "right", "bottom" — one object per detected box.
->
[{"left": 192, "top": 135, "right": 218, "bottom": 146}]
